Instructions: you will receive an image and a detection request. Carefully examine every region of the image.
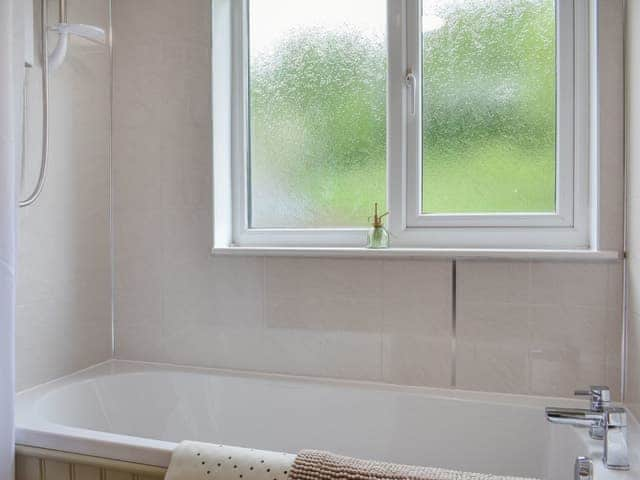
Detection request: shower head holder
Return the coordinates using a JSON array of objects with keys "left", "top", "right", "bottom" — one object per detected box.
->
[{"left": 47, "top": 22, "right": 106, "bottom": 72}]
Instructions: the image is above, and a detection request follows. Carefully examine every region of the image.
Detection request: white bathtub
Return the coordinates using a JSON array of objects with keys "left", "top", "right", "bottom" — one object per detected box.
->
[{"left": 15, "top": 360, "right": 640, "bottom": 479}]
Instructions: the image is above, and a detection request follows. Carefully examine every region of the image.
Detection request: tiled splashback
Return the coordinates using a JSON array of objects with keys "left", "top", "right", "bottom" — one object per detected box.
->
[
  {"left": 113, "top": 252, "right": 622, "bottom": 398},
  {"left": 456, "top": 260, "right": 621, "bottom": 397},
  {"left": 110, "top": 0, "right": 623, "bottom": 399},
  {"left": 16, "top": 0, "right": 112, "bottom": 391}
]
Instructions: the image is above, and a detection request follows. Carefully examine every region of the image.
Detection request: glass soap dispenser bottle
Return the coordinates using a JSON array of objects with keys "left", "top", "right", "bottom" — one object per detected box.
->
[{"left": 367, "top": 203, "right": 390, "bottom": 249}]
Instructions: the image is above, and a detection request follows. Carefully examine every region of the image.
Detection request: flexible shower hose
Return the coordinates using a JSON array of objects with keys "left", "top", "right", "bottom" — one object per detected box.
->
[{"left": 20, "top": 0, "right": 49, "bottom": 208}]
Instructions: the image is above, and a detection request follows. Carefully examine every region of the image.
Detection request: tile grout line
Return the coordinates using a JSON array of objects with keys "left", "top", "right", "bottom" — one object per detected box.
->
[
  {"left": 451, "top": 260, "right": 457, "bottom": 388},
  {"left": 379, "top": 260, "right": 385, "bottom": 382},
  {"left": 108, "top": 0, "right": 115, "bottom": 359}
]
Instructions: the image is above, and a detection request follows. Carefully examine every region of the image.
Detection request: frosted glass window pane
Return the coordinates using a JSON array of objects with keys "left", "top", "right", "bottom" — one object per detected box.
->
[
  {"left": 422, "top": 0, "right": 557, "bottom": 214},
  {"left": 249, "top": 0, "right": 386, "bottom": 228}
]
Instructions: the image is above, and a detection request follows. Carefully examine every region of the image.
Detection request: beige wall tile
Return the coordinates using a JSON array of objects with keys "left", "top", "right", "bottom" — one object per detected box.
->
[
  {"left": 457, "top": 260, "right": 530, "bottom": 305},
  {"left": 381, "top": 259, "right": 451, "bottom": 335},
  {"left": 261, "top": 329, "right": 382, "bottom": 381},
  {"left": 265, "top": 257, "right": 383, "bottom": 332},
  {"left": 530, "top": 261, "right": 609, "bottom": 307},
  {"left": 382, "top": 334, "right": 452, "bottom": 387},
  {"left": 457, "top": 302, "right": 530, "bottom": 343},
  {"left": 627, "top": 312, "right": 640, "bottom": 418},
  {"left": 456, "top": 340, "right": 529, "bottom": 394}
]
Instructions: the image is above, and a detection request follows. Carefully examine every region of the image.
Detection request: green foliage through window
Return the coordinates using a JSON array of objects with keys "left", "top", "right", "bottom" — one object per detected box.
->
[{"left": 248, "top": 0, "right": 556, "bottom": 228}]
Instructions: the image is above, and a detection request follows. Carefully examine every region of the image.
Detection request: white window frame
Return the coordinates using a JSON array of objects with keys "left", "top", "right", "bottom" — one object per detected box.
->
[{"left": 213, "top": 0, "right": 593, "bottom": 250}]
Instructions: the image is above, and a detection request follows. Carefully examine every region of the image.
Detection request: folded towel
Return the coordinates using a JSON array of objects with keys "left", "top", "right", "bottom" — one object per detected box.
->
[
  {"left": 165, "top": 441, "right": 296, "bottom": 480},
  {"left": 287, "top": 450, "right": 539, "bottom": 480}
]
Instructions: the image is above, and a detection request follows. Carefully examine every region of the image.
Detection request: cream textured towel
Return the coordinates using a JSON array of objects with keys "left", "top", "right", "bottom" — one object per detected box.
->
[
  {"left": 165, "top": 441, "right": 295, "bottom": 480},
  {"left": 287, "top": 450, "right": 539, "bottom": 480}
]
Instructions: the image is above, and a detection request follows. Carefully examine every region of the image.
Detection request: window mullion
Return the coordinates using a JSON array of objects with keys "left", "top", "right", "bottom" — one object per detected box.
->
[{"left": 388, "top": 0, "right": 419, "bottom": 239}]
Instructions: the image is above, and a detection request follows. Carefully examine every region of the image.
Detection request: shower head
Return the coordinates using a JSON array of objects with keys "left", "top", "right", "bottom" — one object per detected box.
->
[
  {"left": 50, "top": 23, "right": 106, "bottom": 44},
  {"left": 47, "top": 23, "right": 106, "bottom": 72}
]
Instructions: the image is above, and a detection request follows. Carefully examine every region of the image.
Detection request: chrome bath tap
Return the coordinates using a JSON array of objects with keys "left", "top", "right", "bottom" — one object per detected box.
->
[{"left": 545, "top": 386, "right": 630, "bottom": 471}]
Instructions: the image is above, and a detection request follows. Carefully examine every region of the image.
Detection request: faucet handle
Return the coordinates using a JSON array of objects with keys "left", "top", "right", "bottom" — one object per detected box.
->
[
  {"left": 603, "top": 407, "right": 630, "bottom": 470},
  {"left": 575, "top": 386, "right": 611, "bottom": 411}
]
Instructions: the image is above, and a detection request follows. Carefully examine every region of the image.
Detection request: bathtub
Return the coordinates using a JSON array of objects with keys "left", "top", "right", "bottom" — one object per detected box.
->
[{"left": 15, "top": 360, "right": 640, "bottom": 480}]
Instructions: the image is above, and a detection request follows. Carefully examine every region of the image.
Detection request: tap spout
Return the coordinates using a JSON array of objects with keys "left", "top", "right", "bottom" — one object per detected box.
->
[{"left": 545, "top": 407, "right": 603, "bottom": 427}]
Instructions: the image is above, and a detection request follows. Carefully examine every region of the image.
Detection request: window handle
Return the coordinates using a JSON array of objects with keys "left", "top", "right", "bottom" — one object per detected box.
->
[{"left": 406, "top": 69, "right": 417, "bottom": 117}]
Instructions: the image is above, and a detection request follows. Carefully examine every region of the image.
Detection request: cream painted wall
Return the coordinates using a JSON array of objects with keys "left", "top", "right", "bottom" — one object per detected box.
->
[
  {"left": 625, "top": 0, "right": 640, "bottom": 419},
  {"left": 111, "top": 0, "right": 624, "bottom": 398},
  {"left": 15, "top": 0, "right": 112, "bottom": 391}
]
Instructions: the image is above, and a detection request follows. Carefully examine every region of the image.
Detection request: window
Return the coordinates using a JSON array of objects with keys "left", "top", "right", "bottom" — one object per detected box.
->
[
  {"left": 214, "top": 0, "right": 591, "bottom": 249},
  {"left": 419, "top": 0, "right": 556, "bottom": 215},
  {"left": 248, "top": 0, "right": 387, "bottom": 228}
]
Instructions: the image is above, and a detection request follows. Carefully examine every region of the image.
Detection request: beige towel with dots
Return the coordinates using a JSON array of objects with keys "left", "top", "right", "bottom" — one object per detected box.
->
[
  {"left": 165, "top": 441, "right": 295, "bottom": 480},
  {"left": 287, "top": 450, "right": 540, "bottom": 480}
]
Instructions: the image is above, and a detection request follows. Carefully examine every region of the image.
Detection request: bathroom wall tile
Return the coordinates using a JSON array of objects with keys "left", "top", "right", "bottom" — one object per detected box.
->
[
  {"left": 456, "top": 260, "right": 530, "bottom": 305},
  {"left": 628, "top": 256, "right": 640, "bottom": 316},
  {"left": 113, "top": 208, "right": 164, "bottom": 295},
  {"left": 607, "top": 261, "right": 624, "bottom": 310},
  {"left": 628, "top": 194, "right": 640, "bottom": 264},
  {"left": 456, "top": 261, "right": 531, "bottom": 394},
  {"left": 605, "top": 352, "right": 622, "bottom": 402},
  {"left": 162, "top": 208, "right": 212, "bottom": 267},
  {"left": 67, "top": 0, "right": 110, "bottom": 29},
  {"left": 456, "top": 340, "right": 530, "bottom": 394},
  {"left": 529, "top": 348, "right": 582, "bottom": 397},
  {"left": 529, "top": 348, "right": 610, "bottom": 398},
  {"left": 381, "top": 259, "right": 452, "bottom": 335},
  {"left": 457, "top": 302, "right": 530, "bottom": 344},
  {"left": 626, "top": 312, "right": 640, "bottom": 419},
  {"left": 529, "top": 305, "right": 609, "bottom": 355},
  {"left": 266, "top": 257, "right": 383, "bottom": 299},
  {"left": 530, "top": 261, "right": 609, "bottom": 307},
  {"left": 209, "top": 256, "right": 265, "bottom": 327},
  {"left": 265, "top": 257, "right": 383, "bottom": 332},
  {"left": 266, "top": 294, "right": 381, "bottom": 333},
  {"left": 382, "top": 334, "right": 452, "bottom": 387},
  {"left": 527, "top": 305, "right": 616, "bottom": 398},
  {"left": 162, "top": 257, "right": 264, "bottom": 330},
  {"left": 160, "top": 324, "right": 266, "bottom": 372},
  {"left": 16, "top": 278, "right": 112, "bottom": 391},
  {"left": 111, "top": 126, "right": 164, "bottom": 211},
  {"left": 261, "top": 328, "right": 382, "bottom": 381},
  {"left": 114, "top": 252, "right": 164, "bottom": 301},
  {"left": 162, "top": 262, "right": 216, "bottom": 329},
  {"left": 114, "top": 287, "right": 164, "bottom": 363},
  {"left": 160, "top": 131, "right": 212, "bottom": 210},
  {"left": 114, "top": 209, "right": 164, "bottom": 266}
]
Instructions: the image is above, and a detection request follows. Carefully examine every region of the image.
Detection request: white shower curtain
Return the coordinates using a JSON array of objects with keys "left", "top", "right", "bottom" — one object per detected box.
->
[{"left": 0, "top": 0, "right": 23, "bottom": 478}]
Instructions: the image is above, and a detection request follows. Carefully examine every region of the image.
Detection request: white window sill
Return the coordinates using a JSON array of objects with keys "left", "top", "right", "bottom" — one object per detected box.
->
[{"left": 211, "top": 246, "right": 620, "bottom": 261}]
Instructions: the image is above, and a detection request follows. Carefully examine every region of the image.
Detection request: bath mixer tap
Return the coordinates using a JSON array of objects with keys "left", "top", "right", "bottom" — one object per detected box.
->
[
  {"left": 574, "top": 385, "right": 611, "bottom": 412},
  {"left": 546, "top": 386, "right": 630, "bottom": 471}
]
